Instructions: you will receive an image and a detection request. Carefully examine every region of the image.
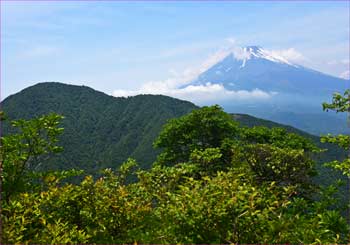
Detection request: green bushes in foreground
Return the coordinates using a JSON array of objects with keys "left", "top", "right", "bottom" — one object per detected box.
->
[{"left": 1, "top": 103, "right": 349, "bottom": 243}]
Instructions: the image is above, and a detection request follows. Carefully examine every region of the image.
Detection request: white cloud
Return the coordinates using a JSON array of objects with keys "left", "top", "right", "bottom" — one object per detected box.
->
[
  {"left": 339, "top": 70, "right": 350, "bottom": 80},
  {"left": 112, "top": 81, "right": 275, "bottom": 105}
]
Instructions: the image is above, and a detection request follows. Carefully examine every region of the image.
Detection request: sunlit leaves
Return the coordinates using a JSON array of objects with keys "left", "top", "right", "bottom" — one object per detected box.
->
[
  {"left": 154, "top": 105, "right": 239, "bottom": 165},
  {"left": 321, "top": 91, "right": 350, "bottom": 177},
  {"left": 1, "top": 113, "right": 64, "bottom": 201},
  {"left": 321, "top": 134, "right": 350, "bottom": 150},
  {"left": 322, "top": 89, "right": 350, "bottom": 113}
]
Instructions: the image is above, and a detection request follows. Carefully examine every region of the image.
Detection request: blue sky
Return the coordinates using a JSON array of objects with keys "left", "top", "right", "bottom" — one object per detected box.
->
[{"left": 1, "top": 1, "right": 349, "bottom": 101}]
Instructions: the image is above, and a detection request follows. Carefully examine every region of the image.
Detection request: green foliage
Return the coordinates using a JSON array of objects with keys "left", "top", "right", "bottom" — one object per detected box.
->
[
  {"left": 242, "top": 144, "right": 315, "bottom": 188},
  {"left": 324, "top": 159, "right": 350, "bottom": 178},
  {"left": 154, "top": 105, "right": 239, "bottom": 165},
  {"left": 2, "top": 162, "right": 153, "bottom": 244},
  {"left": 321, "top": 134, "right": 350, "bottom": 177},
  {"left": 321, "top": 134, "right": 350, "bottom": 150},
  {"left": 151, "top": 171, "right": 347, "bottom": 244},
  {"left": 3, "top": 161, "right": 348, "bottom": 244},
  {"left": 1, "top": 113, "right": 64, "bottom": 201},
  {"left": 323, "top": 89, "right": 350, "bottom": 113},
  {"left": 233, "top": 113, "right": 348, "bottom": 206},
  {"left": 155, "top": 106, "right": 317, "bottom": 194},
  {"left": 1, "top": 107, "right": 349, "bottom": 244},
  {"left": 241, "top": 126, "right": 318, "bottom": 152},
  {"left": 2, "top": 88, "right": 349, "bottom": 243},
  {"left": 2, "top": 82, "right": 346, "bottom": 192},
  {"left": 322, "top": 90, "right": 350, "bottom": 177},
  {"left": 321, "top": 90, "right": 350, "bottom": 238},
  {"left": 189, "top": 148, "right": 223, "bottom": 175}
]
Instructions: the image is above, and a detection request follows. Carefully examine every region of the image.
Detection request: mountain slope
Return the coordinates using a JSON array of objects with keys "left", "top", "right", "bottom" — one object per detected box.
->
[{"left": 2, "top": 82, "right": 197, "bottom": 173}]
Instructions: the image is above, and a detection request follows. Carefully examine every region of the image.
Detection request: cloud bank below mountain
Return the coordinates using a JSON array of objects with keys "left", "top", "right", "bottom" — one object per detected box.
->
[{"left": 112, "top": 81, "right": 276, "bottom": 104}]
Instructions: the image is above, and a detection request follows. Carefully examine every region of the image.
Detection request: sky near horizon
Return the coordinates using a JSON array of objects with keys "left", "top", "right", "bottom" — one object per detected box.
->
[{"left": 1, "top": 1, "right": 349, "bottom": 101}]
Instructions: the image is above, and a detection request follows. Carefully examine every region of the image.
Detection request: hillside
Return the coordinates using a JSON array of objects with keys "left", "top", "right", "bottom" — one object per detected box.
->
[
  {"left": 1, "top": 82, "right": 346, "bottom": 186},
  {"left": 1, "top": 82, "right": 197, "bottom": 173}
]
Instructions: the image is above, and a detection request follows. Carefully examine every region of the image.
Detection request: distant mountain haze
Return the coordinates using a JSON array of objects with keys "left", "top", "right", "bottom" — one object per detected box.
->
[{"left": 186, "top": 46, "right": 349, "bottom": 134}]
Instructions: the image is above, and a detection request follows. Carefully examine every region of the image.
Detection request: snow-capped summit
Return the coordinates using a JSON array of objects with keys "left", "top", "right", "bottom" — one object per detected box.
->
[
  {"left": 243, "top": 46, "right": 296, "bottom": 66},
  {"left": 235, "top": 46, "right": 297, "bottom": 68}
]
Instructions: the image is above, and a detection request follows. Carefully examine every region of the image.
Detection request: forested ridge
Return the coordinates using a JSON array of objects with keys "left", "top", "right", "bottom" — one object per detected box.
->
[
  {"left": 2, "top": 83, "right": 346, "bottom": 177},
  {"left": 1, "top": 83, "right": 349, "bottom": 243},
  {"left": 2, "top": 82, "right": 197, "bottom": 172}
]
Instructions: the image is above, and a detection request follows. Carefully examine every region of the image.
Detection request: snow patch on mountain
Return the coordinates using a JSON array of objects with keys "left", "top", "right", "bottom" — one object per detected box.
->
[{"left": 233, "top": 46, "right": 299, "bottom": 68}]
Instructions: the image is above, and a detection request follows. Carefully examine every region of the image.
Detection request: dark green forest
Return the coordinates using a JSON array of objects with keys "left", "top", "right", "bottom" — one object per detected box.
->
[
  {"left": 1, "top": 83, "right": 349, "bottom": 243},
  {"left": 2, "top": 82, "right": 197, "bottom": 171}
]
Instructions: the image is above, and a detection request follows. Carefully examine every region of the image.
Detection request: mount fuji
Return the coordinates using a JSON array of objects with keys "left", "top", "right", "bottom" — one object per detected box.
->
[
  {"left": 190, "top": 46, "right": 348, "bottom": 97},
  {"left": 185, "top": 46, "right": 349, "bottom": 134}
]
